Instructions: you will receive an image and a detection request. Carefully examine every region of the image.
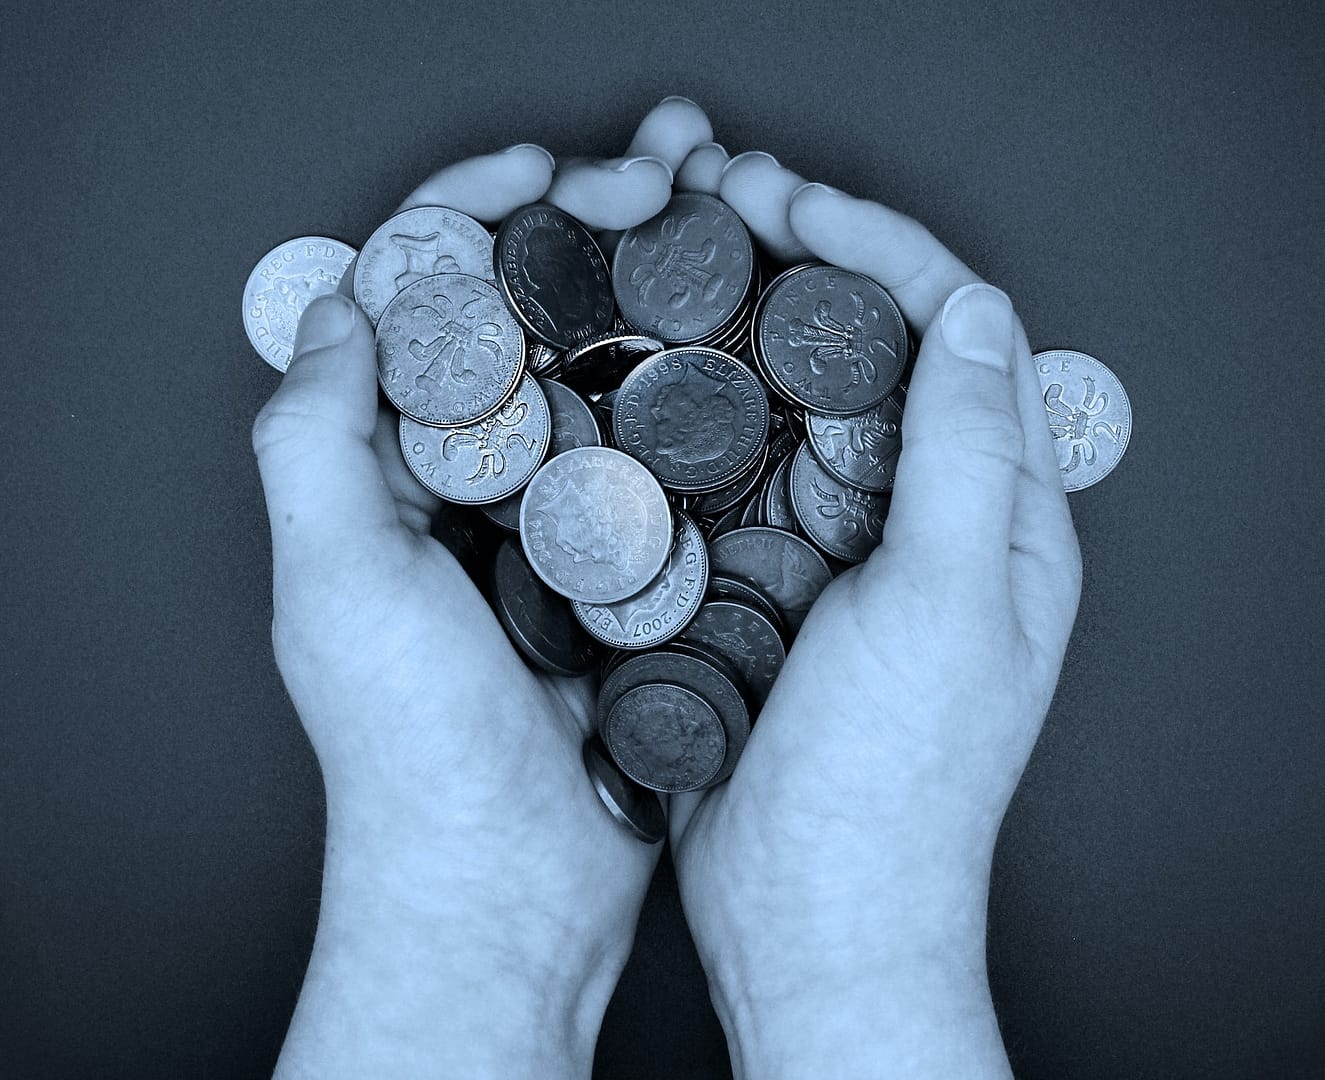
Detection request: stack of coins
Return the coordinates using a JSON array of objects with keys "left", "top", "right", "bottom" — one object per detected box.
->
[{"left": 245, "top": 190, "right": 1132, "bottom": 846}]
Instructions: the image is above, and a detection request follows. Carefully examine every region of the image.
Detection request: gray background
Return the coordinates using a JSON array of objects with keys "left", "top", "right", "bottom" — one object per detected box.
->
[{"left": 3, "top": 1, "right": 1322, "bottom": 1076}]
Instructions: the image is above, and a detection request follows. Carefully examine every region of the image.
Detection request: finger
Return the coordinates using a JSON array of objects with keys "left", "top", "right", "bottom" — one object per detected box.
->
[
  {"left": 369, "top": 403, "right": 439, "bottom": 536},
  {"left": 787, "top": 184, "right": 980, "bottom": 333},
  {"left": 252, "top": 294, "right": 409, "bottom": 579},
  {"left": 869, "top": 283, "right": 1024, "bottom": 581},
  {"left": 624, "top": 95, "right": 715, "bottom": 174},
  {"left": 717, "top": 151, "right": 813, "bottom": 263},
  {"left": 546, "top": 156, "right": 674, "bottom": 230},
  {"left": 675, "top": 142, "right": 729, "bottom": 194},
  {"left": 398, "top": 143, "right": 556, "bottom": 220},
  {"left": 1009, "top": 321, "right": 1082, "bottom": 606},
  {"left": 336, "top": 144, "right": 558, "bottom": 299}
]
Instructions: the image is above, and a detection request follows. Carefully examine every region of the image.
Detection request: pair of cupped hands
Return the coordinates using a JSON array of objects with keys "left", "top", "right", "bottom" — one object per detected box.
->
[{"left": 254, "top": 97, "right": 1082, "bottom": 1078}]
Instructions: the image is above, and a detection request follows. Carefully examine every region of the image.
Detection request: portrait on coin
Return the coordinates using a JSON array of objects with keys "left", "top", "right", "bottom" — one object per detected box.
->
[
  {"left": 529, "top": 474, "right": 648, "bottom": 570},
  {"left": 647, "top": 367, "right": 739, "bottom": 464},
  {"left": 521, "top": 224, "right": 597, "bottom": 332}
]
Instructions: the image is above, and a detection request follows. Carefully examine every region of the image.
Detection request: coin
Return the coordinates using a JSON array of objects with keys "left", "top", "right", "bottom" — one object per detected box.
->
[
  {"left": 242, "top": 236, "right": 356, "bottom": 372},
  {"left": 688, "top": 441, "right": 769, "bottom": 517},
  {"left": 1033, "top": 349, "right": 1132, "bottom": 491},
  {"left": 520, "top": 446, "right": 673, "bottom": 603},
  {"left": 582, "top": 736, "right": 666, "bottom": 845},
  {"left": 613, "top": 192, "right": 754, "bottom": 343},
  {"left": 706, "top": 574, "right": 787, "bottom": 641},
  {"left": 559, "top": 332, "right": 665, "bottom": 392},
  {"left": 760, "top": 451, "right": 798, "bottom": 531},
  {"left": 494, "top": 204, "right": 615, "bottom": 349},
  {"left": 376, "top": 273, "right": 525, "bottom": 427},
  {"left": 573, "top": 510, "right": 708, "bottom": 650},
  {"left": 613, "top": 348, "right": 770, "bottom": 494},
  {"left": 492, "top": 539, "right": 598, "bottom": 677},
  {"left": 805, "top": 393, "right": 904, "bottom": 493},
  {"left": 482, "top": 378, "right": 602, "bottom": 530},
  {"left": 399, "top": 374, "right": 549, "bottom": 504},
  {"left": 597, "top": 647, "right": 750, "bottom": 785},
  {"left": 708, "top": 526, "right": 833, "bottom": 635},
  {"left": 788, "top": 442, "right": 888, "bottom": 564},
  {"left": 606, "top": 683, "right": 727, "bottom": 793},
  {"left": 678, "top": 600, "right": 786, "bottom": 705},
  {"left": 528, "top": 341, "right": 564, "bottom": 376},
  {"left": 756, "top": 263, "right": 907, "bottom": 415},
  {"left": 353, "top": 206, "right": 495, "bottom": 325},
  {"left": 653, "top": 639, "right": 753, "bottom": 782}
]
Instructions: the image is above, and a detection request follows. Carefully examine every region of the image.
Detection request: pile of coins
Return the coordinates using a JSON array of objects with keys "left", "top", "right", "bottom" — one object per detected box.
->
[{"left": 244, "top": 192, "right": 1132, "bottom": 844}]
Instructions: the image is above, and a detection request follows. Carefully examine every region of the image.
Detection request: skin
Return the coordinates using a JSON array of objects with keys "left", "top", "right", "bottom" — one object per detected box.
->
[{"left": 253, "top": 97, "right": 1081, "bottom": 1079}]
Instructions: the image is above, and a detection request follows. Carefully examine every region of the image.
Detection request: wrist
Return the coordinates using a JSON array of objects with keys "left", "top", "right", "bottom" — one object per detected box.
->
[
  {"left": 703, "top": 831, "right": 1007, "bottom": 1079},
  {"left": 713, "top": 954, "right": 1010, "bottom": 1080},
  {"left": 276, "top": 792, "right": 622, "bottom": 1079}
]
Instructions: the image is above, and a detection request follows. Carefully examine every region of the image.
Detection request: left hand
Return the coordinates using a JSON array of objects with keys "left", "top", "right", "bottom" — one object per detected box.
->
[{"left": 254, "top": 98, "right": 715, "bottom": 1079}]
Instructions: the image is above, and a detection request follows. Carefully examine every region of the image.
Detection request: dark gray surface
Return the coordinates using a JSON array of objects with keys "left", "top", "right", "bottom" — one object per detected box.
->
[{"left": 3, "top": 1, "right": 1322, "bottom": 1076}]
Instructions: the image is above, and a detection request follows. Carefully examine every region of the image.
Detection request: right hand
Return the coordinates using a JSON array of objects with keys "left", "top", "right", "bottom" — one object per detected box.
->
[{"left": 666, "top": 152, "right": 1083, "bottom": 1076}]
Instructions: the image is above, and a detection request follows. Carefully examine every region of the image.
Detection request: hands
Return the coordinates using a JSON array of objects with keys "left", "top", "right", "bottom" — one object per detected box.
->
[
  {"left": 252, "top": 96, "right": 1082, "bottom": 1079},
  {"left": 252, "top": 101, "right": 713, "bottom": 1079},
  {"left": 667, "top": 156, "right": 1083, "bottom": 1077}
]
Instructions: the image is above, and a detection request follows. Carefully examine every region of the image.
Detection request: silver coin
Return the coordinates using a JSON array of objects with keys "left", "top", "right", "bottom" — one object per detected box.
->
[
  {"left": 519, "top": 447, "right": 673, "bottom": 603},
  {"left": 597, "top": 647, "right": 750, "bottom": 785},
  {"left": 582, "top": 737, "right": 666, "bottom": 845},
  {"left": 573, "top": 511, "right": 708, "bottom": 649},
  {"left": 708, "top": 526, "right": 833, "bottom": 635},
  {"left": 755, "top": 263, "right": 907, "bottom": 415},
  {"left": 242, "top": 236, "right": 356, "bottom": 372},
  {"left": 482, "top": 379, "right": 602, "bottom": 530},
  {"left": 678, "top": 599, "right": 786, "bottom": 706},
  {"left": 805, "top": 394, "right": 903, "bottom": 493},
  {"left": 613, "top": 192, "right": 754, "bottom": 344},
  {"left": 376, "top": 273, "right": 525, "bottom": 427},
  {"left": 788, "top": 442, "right": 887, "bottom": 564},
  {"left": 492, "top": 539, "right": 598, "bottom": 677},
  {"left": 760, "top": 452, "right": 798, "bottom": 531},
  {"left": 606, "top": 683, "right": 727, "bottom": 793},
  {"left": 1034, "top": 350, "right": 1132, "bottom": 491},
  {"left": 494, "top": 204, "right": 615, "bottom": 349},
  {"left": 398, "top": 375, "right": 549, "bottom": 504},
  {"left": 612, "top": 348, "right": 770, "bottom": 494},
  {"left": 353, "top": 206, "right": 494, "bottom": 325}
]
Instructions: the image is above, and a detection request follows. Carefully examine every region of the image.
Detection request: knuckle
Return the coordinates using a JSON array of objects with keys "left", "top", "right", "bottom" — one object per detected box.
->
[
  {"left": 250, "top": 402, "right": 326, "bottom": 461},
  {"left": 915, "top": 400, "right": 1024, "bottom": 467}
]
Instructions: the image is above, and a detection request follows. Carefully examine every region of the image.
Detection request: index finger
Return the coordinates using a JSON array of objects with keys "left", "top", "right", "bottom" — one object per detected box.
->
[
  {"left": 336, "top": 144, "right": 556, "bottom": 298},
  {"left": 786, "top": 184, "right": 980, "bottom": 334}
]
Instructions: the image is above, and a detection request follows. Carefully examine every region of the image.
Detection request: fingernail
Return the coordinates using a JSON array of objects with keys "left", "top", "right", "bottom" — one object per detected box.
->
[
  {"left": 790, "top": 181, "right": 845, "bottom": 203},
  {"left": 693, "top": 141, "right": 728, "bottom": 156},
  {"left": 502, "top": 143, "right": 556, "bottom": 171},
  {"left": 293, "top": 294, "right": 356, "bottom": 358},
  {"left": 659, "top": 94, "right": 701, "bottom": 108},
  {"left": 939, "top": 284, "right": 1014, "bottom": 371},
  {"left": 605, "top": 155, "right": 674, "bottom": 182},
  {"left": 721, "top": 150, "right": 780, "bottom": 180}
]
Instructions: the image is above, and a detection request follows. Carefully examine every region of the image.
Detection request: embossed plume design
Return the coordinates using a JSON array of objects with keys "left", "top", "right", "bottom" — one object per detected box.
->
[
  {"left": 1043, "top": 376, "right": 1118, "bottom": 473},
  {"left": 629, "top": 212, "right": 724, "bottom": 309},
  {"left": 787, "top": 292, "right": 892, "bottom": 388}
]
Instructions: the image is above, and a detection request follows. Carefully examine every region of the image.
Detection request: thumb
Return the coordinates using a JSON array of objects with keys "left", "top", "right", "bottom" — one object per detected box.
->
[
  {"left": 880, "top": 282, "right": 1025, "bottom": 575},
  {"left": 252, "top": 293, "right": 405, "bottom": 580}
]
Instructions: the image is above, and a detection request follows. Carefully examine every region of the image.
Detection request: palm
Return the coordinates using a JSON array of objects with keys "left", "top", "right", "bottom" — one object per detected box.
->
[
  {"left": 670, "top": 513, "right": 1067, "bottom": 975},
  {"left": 307, "top": 530, "right": 661, "bottom": 938}
]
